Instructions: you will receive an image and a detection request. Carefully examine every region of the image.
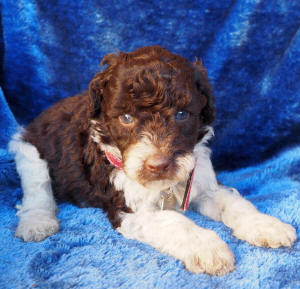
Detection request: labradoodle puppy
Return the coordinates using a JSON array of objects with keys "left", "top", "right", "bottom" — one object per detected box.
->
[{"left": 9, "top": 46, "right": 296, "bottom": 275}]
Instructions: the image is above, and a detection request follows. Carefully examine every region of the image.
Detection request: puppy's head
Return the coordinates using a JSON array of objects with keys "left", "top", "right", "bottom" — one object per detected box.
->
[{"left": 89, "top": 46, "right": 215, "bottom": 189}]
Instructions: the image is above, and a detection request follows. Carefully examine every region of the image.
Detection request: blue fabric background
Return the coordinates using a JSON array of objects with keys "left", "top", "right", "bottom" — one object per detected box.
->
[{"left": 0, "top": 1, "right": 299, "bottom": 288}]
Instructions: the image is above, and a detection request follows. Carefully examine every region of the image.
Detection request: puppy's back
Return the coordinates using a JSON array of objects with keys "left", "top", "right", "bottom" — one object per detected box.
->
[{"left": 23, "top": 93, "right": 95, "bottom": 204}]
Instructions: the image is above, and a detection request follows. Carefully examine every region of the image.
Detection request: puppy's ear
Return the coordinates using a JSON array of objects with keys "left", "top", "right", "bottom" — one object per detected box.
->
[
  {"left": 193, "top": 59, "right": 216, "bottom": 125},
  {"left": 88, "top": 75, "right": 104, "bottom": 118},
  {"left": 89, "top": 54, "right": 117, "bottom": 118}
]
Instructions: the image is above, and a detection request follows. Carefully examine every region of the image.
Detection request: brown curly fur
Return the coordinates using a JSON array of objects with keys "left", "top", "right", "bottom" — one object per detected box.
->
[{"left": 23, "top": 46, "right": 215, "bottom": 228}]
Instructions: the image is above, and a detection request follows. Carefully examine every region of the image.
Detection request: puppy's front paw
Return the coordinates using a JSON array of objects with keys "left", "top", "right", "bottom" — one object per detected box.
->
[
  {"left": 16, "top": 210, "right": 59, "bottom": 242},
  {"left": 183, "top": 230, "right": 235, "bottom": 275},
  {"left": 233, "top": 213, "right": 296, "bottom": 248}
]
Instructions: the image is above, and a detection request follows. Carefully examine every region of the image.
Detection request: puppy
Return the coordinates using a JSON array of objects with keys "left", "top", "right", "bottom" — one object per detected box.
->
[{"left": 9, "top": 46, "right": 296, "bottom": 275}]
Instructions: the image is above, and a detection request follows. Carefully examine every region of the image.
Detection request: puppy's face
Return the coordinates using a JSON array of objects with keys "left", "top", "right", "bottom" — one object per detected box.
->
[{"left": 89, "top": 46, "right": 215, "bottom": 189}]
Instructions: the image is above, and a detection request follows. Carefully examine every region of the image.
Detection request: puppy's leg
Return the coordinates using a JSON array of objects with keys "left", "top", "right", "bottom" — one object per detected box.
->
[
  {"left": 9, "top": 133, "right": 59, "bottom": 242},
  {"left": 191, "top": 150, "right": 297, "bottom": 248},
  {"left": 118, "top": 210, "right": 235, "bottom": 275},
  {"left": 204, "top": 187, "right": 296, "bottom": 248}
]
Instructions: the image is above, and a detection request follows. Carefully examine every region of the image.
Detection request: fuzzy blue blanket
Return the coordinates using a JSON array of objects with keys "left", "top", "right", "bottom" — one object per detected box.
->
[{"left": 0, "top": 1, "right": 299, "bottom": 288}]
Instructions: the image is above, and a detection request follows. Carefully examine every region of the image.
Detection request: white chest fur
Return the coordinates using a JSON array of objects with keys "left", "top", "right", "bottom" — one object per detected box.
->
[{"left": 110, "top": 169, "right": 163, "bottom": 212}]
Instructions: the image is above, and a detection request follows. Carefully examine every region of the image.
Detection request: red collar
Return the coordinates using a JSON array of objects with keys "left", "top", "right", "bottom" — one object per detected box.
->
[
  {"left": 105, "top": 151, "right": 123, "bottom": 170},
  {"left": 180, "top": 168, "right": 195, "bottom": 211}
]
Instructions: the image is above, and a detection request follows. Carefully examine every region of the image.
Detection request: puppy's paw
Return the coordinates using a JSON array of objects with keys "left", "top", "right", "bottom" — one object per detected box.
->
[
  {"left": 183, "top": 230, "right": 235, "bottom": 275},
  {"left": 233, "top": 213, "right": 296, "bottom": 248},
  {"left": 16, "top": 210, "right": 59, "bottom": 242}
]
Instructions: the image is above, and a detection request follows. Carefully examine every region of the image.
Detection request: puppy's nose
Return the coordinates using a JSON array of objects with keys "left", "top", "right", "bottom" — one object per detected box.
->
[{"left": 146, "top": 154, "right": 171, "bottom": 173}]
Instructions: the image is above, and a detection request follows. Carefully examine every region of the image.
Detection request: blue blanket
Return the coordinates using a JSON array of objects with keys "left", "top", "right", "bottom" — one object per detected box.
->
[{"left": 0, "top": 1, "right": 299, "bottom": 288}]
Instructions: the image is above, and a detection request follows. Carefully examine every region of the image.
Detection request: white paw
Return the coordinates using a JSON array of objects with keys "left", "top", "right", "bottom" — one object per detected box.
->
[
  {"left": 16, "top": 210, "right": 59, "bottom": 242},
  {"left": 182, "top": 230, "right": 235, "bottom": 275},
  {"left": 233, "top": 213, "right": 297, "bottom": 248}
]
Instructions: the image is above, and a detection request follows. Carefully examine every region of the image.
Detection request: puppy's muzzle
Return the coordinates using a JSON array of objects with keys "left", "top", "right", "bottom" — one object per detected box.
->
[{"left": 145, "top": 154, "right": 171, "bottom": 174}]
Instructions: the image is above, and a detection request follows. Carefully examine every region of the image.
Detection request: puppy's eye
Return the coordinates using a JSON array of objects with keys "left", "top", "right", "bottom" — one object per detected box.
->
[
  {"left": 175, "top": 111, "right": 189, "bottom": 121},
  {"left": 119, "top": 114, "right": 134, "bottom": 125}
]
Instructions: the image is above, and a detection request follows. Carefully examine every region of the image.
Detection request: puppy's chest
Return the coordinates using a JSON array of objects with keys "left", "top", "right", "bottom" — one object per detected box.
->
[
  {"left": 110, "top": 170, "right": 187, "bottom": 212},
  {"left": 158, "top": 182, "right": 190, "bottom": 210}
]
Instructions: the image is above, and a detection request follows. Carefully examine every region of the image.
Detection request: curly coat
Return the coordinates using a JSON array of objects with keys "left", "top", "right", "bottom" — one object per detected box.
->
[{"left": 23, "top": 46, "right": 215, "bottom": 228}]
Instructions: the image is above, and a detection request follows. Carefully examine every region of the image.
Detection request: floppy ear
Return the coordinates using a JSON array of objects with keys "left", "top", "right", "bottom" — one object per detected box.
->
[
  {"left": 193, "top": 59, "right": 216, "bottom": 126},
  {"left": 88, "top": 74, "right": 104, "bottom": 118},
  {"left": 89, "top": 53, "right": 118, "bottom": 118}
]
